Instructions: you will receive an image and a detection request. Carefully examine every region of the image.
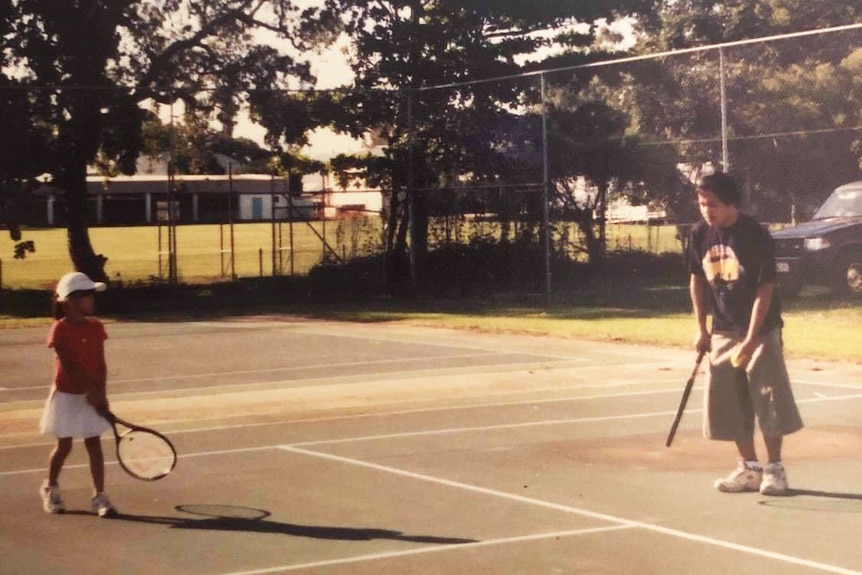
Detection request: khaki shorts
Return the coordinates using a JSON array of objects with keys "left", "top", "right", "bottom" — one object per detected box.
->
[{"left": 703, "top": 328, "right": 803, "bottom": 441}]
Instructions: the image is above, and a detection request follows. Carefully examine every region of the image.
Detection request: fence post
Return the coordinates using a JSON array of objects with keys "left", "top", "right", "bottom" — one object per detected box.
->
[
  {"left": 540, "top": 72, "right": 552, "bottom": 297},
  {"left": 719, "top": 46, "right": 730, "bottom": 172}
]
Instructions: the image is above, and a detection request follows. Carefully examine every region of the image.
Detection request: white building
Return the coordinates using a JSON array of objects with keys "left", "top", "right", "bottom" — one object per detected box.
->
[{"left": 36, "top": 173, "right": 383, "bottom": 225}]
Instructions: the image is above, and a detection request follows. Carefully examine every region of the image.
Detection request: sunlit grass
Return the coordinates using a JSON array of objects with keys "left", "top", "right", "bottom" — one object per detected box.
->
[
  {"left": 2, "top": 222, "right": 858, "bottom": 363},
  {"left": 0, "top": 220, "right": 383, "bottom": 288}
]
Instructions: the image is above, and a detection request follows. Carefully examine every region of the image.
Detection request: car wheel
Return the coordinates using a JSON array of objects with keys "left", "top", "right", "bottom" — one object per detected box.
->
[{"left": 831, "top": 251, "right": 862, "bottom": 299}]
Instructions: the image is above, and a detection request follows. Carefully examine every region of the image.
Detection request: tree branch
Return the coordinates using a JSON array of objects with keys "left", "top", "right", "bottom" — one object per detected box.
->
[{"left": 135, "top": 0, "right": 269, "bottom": 100}]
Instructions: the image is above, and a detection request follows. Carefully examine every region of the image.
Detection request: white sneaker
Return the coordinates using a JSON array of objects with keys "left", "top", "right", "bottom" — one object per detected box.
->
[
  {"left": 760, "top": 463, "right": 789, "bottom": 495},
  {"left": 714, "top": 462, "right": 763, "bottom": 493},
  {"left": 91, "top": 492, "right": 118, "bottom": 518},
  {"left": 40, "top": 480, "right": 65, "bottom": 514}
]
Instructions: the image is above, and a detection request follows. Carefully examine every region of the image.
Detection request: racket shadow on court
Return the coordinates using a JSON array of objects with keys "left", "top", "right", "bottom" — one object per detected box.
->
[
  {"left": 111, "top": 504, "right": 477, "bottom": 544},
  {"left": 757, "top": 488, "right": 862, "bottom": 512}
]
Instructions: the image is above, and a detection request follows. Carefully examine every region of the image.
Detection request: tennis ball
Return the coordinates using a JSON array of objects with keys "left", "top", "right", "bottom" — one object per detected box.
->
[{"left": 730, "top": 349, "right": 750, "bottom": 368}]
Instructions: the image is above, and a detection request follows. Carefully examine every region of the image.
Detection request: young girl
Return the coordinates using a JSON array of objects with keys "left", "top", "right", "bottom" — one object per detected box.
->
[{"left": 39, "top": 271, "right": 117, "bottom": 517}]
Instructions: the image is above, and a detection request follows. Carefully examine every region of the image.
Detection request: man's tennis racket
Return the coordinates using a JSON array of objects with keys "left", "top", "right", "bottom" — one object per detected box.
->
[
  {"left": 103, "top": 410, "right": 177, "bottom": 481},
  {"left": 665, "top": 350, "right": 706, "bottom": 448}
]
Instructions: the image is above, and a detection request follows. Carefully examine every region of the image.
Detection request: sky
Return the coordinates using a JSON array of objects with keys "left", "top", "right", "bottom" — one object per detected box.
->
[
  {"left": 213, "top": 6, "right": 636, "bottom": 161},
  {"left": 232, "top": 41, "right": 363, "bottom": 160}
]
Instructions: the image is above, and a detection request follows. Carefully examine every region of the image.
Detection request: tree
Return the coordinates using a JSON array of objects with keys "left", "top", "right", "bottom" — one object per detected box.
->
[
  {"left": 0, "top": 2, "right": 52, "bottom": 260},
  {"left": 2, "top": 0, "right": 331, "bottom": 280},
  {"left": 628, "top": 0, "right": 862, "bottom": 220},
  {"left": 249, "top": 0, "right": 660, "bottom": 289}
]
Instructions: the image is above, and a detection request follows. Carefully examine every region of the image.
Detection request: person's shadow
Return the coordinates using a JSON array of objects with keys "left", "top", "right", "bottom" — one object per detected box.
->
[{"left": 107, "top": 504, "right": 478, "bottom": 545}]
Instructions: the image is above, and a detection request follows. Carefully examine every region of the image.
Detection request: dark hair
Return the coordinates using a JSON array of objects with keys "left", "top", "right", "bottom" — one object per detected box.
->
[
  {"left": 52, "top": 293, "right": 64, "bottom": 320},
  {"left": 697, "top": 171, "right": 741, "bottom": 206},
  {"left": 51, "top": 289, "right": 95, "bottom": 320}
]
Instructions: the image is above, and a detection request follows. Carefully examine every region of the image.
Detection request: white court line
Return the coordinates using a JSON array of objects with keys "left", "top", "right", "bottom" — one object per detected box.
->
[
  {"left": 275, "top": 446, "right": 862, "bottom": 575},
  {"left": 797, "top": 392, "right": 862, "bottom": 405},
  {"left": 290, "top": 410, "right": 681, "bottom": 447},
  {"left": 4, "top": 424, "right": 862, "bottom": 574},
  {"left": 0, "top": 407, "right": 684, "bottom": 465},
  {"left": 0, "top": 351, "right": 513, "bottom": 392},
  {"left": 0, "top": 359, "right": 582, "bottom": 402},
  {"left": 0, "top": 386, "right": 685, "bottom": 452},
  {"left": 795, "top": 380, "right": 862, "bottom": 390},
  {"left": 219, "top": 526, "right": 636, "bottom": 575},
  {"left": 0, "top": 445, "right": 276, "bottom": 477},
  {"left": 3, "top": 369, "right": 856, "bottom": 396},
  {"left": 288, "top": 324, "right": 612, "bottom": 362},
  {"left": 13, "top": 390, "right": 862, "bottom": 472},
  {"left": 4, "top": 389, "right": 862, "bottom": 454},
  {"left": 174, "top": 388, "right": 862, "bottom": 455}
]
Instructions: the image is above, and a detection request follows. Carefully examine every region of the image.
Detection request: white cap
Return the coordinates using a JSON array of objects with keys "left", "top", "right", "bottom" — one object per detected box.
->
[{"left": 55, "top": 272, "right": 107, "bottom": 301}]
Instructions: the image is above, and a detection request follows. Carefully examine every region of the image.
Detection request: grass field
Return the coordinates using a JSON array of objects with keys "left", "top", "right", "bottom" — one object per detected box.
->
[
  {"left": 0, "top": 221, "right": 681, "bottom": 289},
  {"left": 307, "top": 292, "right": 861, "bottom": 362},
  {"left": 0, "top": 221, "right": 379, "bottom": 289},
  {"left": 3, "top": 222, "right": 858, "bottom": 364},
  {"left": 2, "top": 280, "right": 858, "bottom": 363}
]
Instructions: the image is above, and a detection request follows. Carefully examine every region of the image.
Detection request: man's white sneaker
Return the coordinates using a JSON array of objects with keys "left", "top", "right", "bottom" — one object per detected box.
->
[
  {"left": 40, "top": 480, "right": 65, "bottom": 514},
  {"left": 91, "top": 492, "right": 118, "bottom": 518},
  {"left": 714, "top": 463, "right": 763, "bottom": 493},
  {"left": 760, "top": 463, "right": 789, "bottom": 495}
]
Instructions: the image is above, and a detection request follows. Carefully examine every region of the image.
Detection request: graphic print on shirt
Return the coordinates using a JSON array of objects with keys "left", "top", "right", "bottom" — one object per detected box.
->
[{"left": 702, "top": 243, "right": 741, "bottom": 286}]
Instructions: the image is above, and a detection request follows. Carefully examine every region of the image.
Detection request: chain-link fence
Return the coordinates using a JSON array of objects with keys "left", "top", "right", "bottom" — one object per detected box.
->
[
  {"left": 403, "top": 24, "right": 862, "bottom": 299},
  {"left": 4, "top": 25, "right": 861, "bottom": 300}
]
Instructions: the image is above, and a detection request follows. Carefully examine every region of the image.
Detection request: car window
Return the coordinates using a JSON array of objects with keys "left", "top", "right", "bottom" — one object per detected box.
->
[{"left": 813, "top": 188, "right": 862, "bottom": 219}]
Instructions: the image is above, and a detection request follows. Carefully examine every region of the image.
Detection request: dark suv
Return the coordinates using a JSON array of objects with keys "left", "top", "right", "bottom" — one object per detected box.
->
[{"left": 771, "top": 181, "right": 862, "bottom": 298}]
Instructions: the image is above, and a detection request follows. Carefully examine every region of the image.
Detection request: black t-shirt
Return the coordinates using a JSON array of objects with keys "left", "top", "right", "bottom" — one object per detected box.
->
[{"left": 687, "top": 214, "right": 783, "bottom": 333}]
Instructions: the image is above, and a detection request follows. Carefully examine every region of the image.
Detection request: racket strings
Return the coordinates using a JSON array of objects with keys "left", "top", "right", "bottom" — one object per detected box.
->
[{"left": 118, "top": 430, "right": 176, "bottom": 480}]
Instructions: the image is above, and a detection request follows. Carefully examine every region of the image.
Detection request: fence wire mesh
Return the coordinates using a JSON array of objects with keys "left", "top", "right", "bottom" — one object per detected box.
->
[{"left": 3, "top": 25, "right": 861, "bottom": 302}]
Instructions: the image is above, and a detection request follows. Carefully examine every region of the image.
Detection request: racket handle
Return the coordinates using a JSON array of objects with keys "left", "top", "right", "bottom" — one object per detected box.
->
[{"left": 99, "top": 408, "right": 117, "bottom": 423}]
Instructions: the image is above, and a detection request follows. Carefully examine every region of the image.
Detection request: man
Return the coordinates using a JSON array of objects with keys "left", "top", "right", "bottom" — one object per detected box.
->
[{"left": 688, "top": 171, "right": 803, "bottom": 495}]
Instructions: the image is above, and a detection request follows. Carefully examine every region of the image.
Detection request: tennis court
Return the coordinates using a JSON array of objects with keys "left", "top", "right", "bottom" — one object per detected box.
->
[{"left": 2, "top": 317, "right": 861, "bottom": 575}]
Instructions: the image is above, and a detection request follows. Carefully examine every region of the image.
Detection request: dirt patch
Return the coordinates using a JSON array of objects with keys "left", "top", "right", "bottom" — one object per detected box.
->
[{"left": 539, "top": 426, "right": 862, "bottom": 472}]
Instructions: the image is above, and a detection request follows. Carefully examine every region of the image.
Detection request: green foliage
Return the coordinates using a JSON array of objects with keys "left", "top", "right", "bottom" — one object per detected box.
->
[
  {"left": 314, "top": 0, "right": 661, "bottom": 259},
  {"left": 2, "top": 1, "right": 331, "bottom": 275},
  {"left": 14, "top": 240, "right": 35, "bottom": 259},
  {"left": 629, "top": 0, "right": 862, "bottom": 218}
]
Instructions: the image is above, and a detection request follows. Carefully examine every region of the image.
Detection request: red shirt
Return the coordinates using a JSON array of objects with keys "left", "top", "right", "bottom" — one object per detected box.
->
[{"left": 47, "top": 318, "right": 108, "bottom": 395}]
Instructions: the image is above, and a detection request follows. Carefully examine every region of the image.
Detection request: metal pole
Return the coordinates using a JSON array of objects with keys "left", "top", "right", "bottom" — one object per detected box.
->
[
  {"left": 406, "top": 1, "right": 418, "bottom": 297},
  {"left": 167, "top": 97, "right": 178, "bottom": 284},
  {"left": 321, "top": 189, "right": 327, "bottom": 262},
  {"left": 271, "top": 175, "right": 277, "bottom": 276},
  {"left": 407, "top": 88, "right": 417, "bottom": 295},
  {"left": 540, "top": 73, "right": 552, "bottom": 296},
  {"left": 288, "top": 182, "right": 295, "bottom": 275},
  {"left": 228, "top": 164, "right": 236, "bottom": 280},
  {"left": 720, "top": 47, "right": 730, "bottom": 172}
]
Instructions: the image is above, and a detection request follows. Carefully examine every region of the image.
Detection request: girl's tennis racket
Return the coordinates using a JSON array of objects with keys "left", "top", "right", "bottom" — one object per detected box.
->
[{"left": 103, "top": 410, "right": 177, "bottom": 481}]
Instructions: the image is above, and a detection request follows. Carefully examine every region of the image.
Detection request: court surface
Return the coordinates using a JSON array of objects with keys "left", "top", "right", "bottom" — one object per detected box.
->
[{"left": 2, "top": 316, "right": 861, "bottom": 575}]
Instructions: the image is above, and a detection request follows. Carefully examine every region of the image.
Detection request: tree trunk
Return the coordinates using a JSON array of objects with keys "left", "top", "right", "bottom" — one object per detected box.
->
[
  {"left": 595, "top": 181, "right": 609, "bottom": 268},
  {"left": 576, "top": 214, "right": 603, "bottom": 271},
  {"left": 411, "top": 189, "right": 428, "bottom": 256},
  {"left": 60, "top": 162, "right": 108, "bottom": 282},
  {"left": 384, "top": 188, "right": 408, "bottom": 291}
]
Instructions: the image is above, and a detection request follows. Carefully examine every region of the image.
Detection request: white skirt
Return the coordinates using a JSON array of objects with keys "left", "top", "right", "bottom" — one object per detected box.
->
[{"left": 40, "top": 390, "right": 111, "bottom": 439}]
